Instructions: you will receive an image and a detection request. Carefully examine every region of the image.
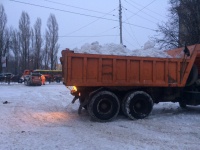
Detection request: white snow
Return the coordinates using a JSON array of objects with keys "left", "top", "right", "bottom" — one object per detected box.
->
[
  {"left": 0, "top": 83, "right": 200, "bottom": 150},
  {"left": 73, "top": 41, "right": 172, "bottom": 58},
  {"left": 143, "top": 41, "right": 155, "bottom": 50}
]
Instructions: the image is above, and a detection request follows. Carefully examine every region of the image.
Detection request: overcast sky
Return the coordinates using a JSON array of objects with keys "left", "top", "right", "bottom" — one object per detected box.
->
[{"left": 2, "top": 0, "right": 170, "bottom": 55}]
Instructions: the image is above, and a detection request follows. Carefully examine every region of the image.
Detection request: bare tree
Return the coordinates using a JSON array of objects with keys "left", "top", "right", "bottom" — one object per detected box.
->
[
  {"left": 156, "top": 0, "right": 200, "bottom": 49},
  {"left": 156, "top": 21, "right": 180, "bottom": 49},
  {"left": 0, "top": 4, "right": 8, "bottom": 73},
  {"left": 10, "top": 29, "right": 21, "bottom": 74},
  {"left": 43, "top": 30, "right": 50, "bottom": 69},
  {"left": 19, "top": 11, "right": 31, "bottom": 71},
  {"left": 34, "top": 18, "right": 43, "bottom": 69},
  {"left": 46, "top": 14, "right": 59, "bottom": 70},
  {"left": 29, "top": 28, "right": 35, "bottom": 70},
  {"left": 178, "top": 0, "right": 200, "bottom": 45}
]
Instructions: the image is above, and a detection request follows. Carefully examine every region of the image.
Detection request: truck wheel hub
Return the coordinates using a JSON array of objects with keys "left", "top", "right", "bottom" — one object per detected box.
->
[{"left": 98, "top": 99, "right": 112, "bottom": 114}]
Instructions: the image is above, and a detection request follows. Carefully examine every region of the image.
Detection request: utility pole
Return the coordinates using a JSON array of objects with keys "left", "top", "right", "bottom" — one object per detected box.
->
[{"left": 119, "top": 0, "right": 123, "bottom": 45}]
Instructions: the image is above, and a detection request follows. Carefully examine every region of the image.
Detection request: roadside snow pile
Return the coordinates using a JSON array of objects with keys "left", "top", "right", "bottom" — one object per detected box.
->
[{"left": 73, "top": 41, "right": 172, "bottom": 58}]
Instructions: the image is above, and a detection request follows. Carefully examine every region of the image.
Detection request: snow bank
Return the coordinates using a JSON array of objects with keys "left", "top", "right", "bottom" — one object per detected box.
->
[{"left": 73, "top": 41, "right": 172, "bottom": 58}]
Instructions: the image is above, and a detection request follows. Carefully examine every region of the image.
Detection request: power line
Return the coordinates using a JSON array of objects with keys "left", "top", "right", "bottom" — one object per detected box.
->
[
  {"left": 122, "top": 10, "right": 141, "bottom": 47},
  {"left": 67, "top": 27, "right": 119, "bottom": 48},
  {"left": 123, "top": 0, "right": 162, "bottom": 22},
  {"left": 9, "top": 0, "right": 157, "bottom": 31},
  {"left": 64, "top": 8, "right": 118, "bottom": 36},
  {"left": 96, "top": 26, "right": 118, "bottom": 36},
  {"left": 43, "top": 1, "right": 119, "bottom": 38},
  {"left": 123, "top": 6, "right": 158, "bottom": 24},
  {"left": 123, "top": 38, "right": 138, "bottom": 49},
  {"left": 119, "top": 0, "right": 123, "bottom": 44},
  {"left": 124, "top": 22, "right": 157, "bottom": 31},
  {"left": 125, "top": 0, "right": 166, "bottom": 18},
  {"left": 59, "top": 35, "right": 118, "bottom": 38},
  {"left": 9, "top": 0, "right": 116, "bottom": 21},
  {"left": 129, "top": 0, "right": 157, "bottom": 14},
  {"left": 44, "top": 0, "right": 115, "bottom": 16},
  {"left": 17, "top": 0, "right": 118, "bottom": 38},
  {"left": 123, "top": 0, "right": 159, "bottom": 22},
  {"left": 15, "top": 33, "right": 118, "bottom": 38}
]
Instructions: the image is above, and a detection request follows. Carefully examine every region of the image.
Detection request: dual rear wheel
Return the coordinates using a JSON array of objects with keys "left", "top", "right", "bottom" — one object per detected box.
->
[
  {"left": 87, "top": 90, "right": 153, "bottom": 121},
  {"left": 122, "top": 91, "right": 153, "bottom": 119}
]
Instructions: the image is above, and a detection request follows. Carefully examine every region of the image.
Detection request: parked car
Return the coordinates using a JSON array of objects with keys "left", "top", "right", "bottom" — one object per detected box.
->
[
  {"left": 24, "top": 72, "right": 42, "bottom": 86},
  {"left": 0, "top": 73, "right": 4, "bottom": 82},
  {"left": 0, "top": 73, "right": 14, "bottom": 82},
  {"left": 11, "top": 74, "right": 21, "bottom": 83}
]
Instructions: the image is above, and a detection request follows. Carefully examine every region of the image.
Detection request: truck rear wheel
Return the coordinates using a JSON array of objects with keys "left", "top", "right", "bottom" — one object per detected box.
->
[
  {"left": 122, "top": 91, "right": 153, "bottom": 119},
  {"left": 88, "top": 91, "right": 120, "bottom": 122}
]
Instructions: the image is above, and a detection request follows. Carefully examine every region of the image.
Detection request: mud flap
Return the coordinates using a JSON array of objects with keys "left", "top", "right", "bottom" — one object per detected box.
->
[{"left": 186, "top": 65, "right": 198, "bottom": 86}]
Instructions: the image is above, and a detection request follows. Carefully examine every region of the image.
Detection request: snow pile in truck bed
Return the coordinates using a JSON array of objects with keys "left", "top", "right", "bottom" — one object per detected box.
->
[{"left": 73, "top": 41, "right": 172, "bottom": 58}]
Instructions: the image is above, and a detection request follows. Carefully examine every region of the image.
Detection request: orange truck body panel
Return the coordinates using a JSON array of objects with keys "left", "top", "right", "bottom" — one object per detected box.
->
[
  {"left": 60, "top": 44, "right": 200, "bottom": 88},
  {"left": 22, "top": 69, "right": 33, "bottom": 76}
]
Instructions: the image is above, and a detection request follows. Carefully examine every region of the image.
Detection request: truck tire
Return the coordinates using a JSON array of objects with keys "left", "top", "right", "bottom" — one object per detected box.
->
[
  {"left": 186, "top": 65, "right": 198, "bottom": 86},
  {"left": 88, "top": 91, "right": 120, "bottom": 122},
  {"left": 121, "top": 92, "right": 132, "bottom": 117},
  {"left": 122, "top": 91, "right": 153, "bottom": 119}
]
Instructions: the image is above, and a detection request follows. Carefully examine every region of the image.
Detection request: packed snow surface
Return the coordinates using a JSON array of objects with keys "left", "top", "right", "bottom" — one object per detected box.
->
[
  {"left": 0, "top": 83, "right": 200, "bottom": 150},
  {"left": 73, "top": 41, "right": 172, "bottom": 58}
]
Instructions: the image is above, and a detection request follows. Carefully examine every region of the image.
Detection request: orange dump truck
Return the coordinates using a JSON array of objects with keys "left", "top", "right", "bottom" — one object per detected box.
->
[{"left": 60, "top": 44, "right": 200, "bottom": 121}]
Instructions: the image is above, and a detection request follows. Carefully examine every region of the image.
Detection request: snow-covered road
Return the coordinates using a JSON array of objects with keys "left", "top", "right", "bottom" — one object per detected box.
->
[{"left": 0, "top": 83, "right": 199, "bottom": 150}]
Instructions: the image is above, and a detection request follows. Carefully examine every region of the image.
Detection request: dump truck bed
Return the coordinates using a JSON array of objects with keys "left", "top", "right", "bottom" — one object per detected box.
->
[{"left": 60, "top": 44, "right": 200, "bottom": 87}]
